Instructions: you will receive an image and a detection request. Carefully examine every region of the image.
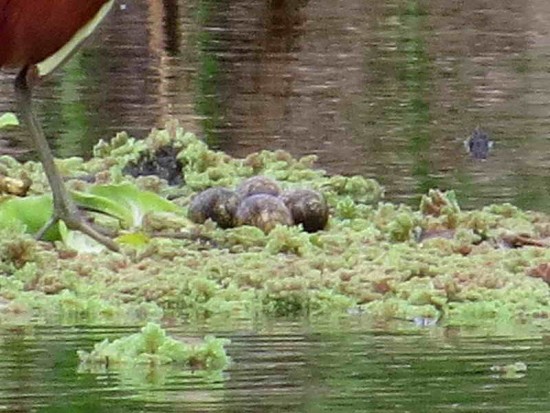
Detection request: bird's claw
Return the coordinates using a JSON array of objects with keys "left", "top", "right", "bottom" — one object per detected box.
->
[{"left": 36, "top": 211, "right": 120, "bottom": 252}]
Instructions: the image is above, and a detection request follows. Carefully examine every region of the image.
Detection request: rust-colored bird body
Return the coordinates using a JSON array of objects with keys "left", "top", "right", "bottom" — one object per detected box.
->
[{"left": 0, "top": 0, "right": 113, "bottom": 74}]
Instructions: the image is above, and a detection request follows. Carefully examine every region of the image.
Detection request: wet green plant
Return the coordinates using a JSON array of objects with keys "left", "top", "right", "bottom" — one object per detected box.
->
[
  {"left": 0, "top": 112, "right": 18, "bottom": 128},
  {"left": 78, "top": 322, "right": 230, "bottom": 371},
  {"left": 0, "top": 122, "right": 549, "bottom": 329}
]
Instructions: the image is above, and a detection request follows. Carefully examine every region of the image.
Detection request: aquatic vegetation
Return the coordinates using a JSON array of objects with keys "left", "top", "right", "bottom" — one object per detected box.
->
[
  {"left": 323, "top": 175, "right": 383, "bottom": 207},
  {"left": 0, "top": 112, "right": 18, "bottom": 128},
  {"left": 0, "top": 122, "right": 548, "bottom": 329},
  {"left": 77, "top": 323, "right": 230, "bottom": 389},
  {"left": 420, "top": 189, "right": 460, "bottom": 218},
  {"left": 78, "top": 322, "right": 230, "bottom": 374},
  {"left": 84, "top": 183, "right": 184, "bottom": 228},
  {"left": 0, "top": 182, "right": 184, "bottom": 250}
]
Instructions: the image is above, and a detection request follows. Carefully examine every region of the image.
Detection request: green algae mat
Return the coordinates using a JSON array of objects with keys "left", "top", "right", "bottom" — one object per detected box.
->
[{"left": 0, "top": 121, "right": 549, "bottom": 329}]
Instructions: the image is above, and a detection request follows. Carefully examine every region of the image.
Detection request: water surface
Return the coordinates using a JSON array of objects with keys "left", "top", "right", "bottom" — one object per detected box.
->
[{"left": 0, "top": 321, "right": 548, "bottom": 412}]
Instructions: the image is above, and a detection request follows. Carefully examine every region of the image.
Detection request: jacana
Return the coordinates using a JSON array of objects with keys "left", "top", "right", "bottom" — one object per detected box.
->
[{"left": 0, "top": 0, "right": 119, "bottom": 251}]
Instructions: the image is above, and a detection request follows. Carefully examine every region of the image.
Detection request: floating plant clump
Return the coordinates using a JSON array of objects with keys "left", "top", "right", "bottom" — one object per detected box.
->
[
  {"left": 78, "top": 322, "right": 230, "bottom": 372},
  {"left": 0, "top": 121, "right": 548, "bottom": 328}
]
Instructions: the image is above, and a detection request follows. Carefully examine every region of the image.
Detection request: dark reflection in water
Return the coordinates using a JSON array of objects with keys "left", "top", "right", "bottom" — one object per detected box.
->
[
  {"left": 0, "top": 322, "right": 549, "bottom": 412},
  {"left": 1, "top": 0, "right": 550, "bottom": 210}
]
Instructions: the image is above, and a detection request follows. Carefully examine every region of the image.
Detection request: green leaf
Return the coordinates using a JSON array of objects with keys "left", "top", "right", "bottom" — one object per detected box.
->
[
  {"left": 0, "top": 113, "right": 19, "bottom": 129},
  {"left": 60, "top": 223, "right": 106, "bottom": 254},
  {"left": 0, "top": 195, "right": 59, "bottom": 240},
  {"left": 85, "top": 183, "right": 184, "bottom": 228},
  {"left": 0, "top": 183, "right": 184, "bottom": 251},
  {"left": 117, "top": 232, "right": 151, "bottom": 247}
]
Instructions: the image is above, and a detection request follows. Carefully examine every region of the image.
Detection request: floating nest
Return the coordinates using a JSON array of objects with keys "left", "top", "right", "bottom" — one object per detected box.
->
[{"left": 1, "top": 122, "right": 549, "bottom": 328}]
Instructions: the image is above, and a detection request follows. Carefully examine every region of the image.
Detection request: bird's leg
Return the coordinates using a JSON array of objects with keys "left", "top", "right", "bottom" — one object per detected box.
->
[{"left": 14, "top": 67, "right": 119, "bottom": 252}]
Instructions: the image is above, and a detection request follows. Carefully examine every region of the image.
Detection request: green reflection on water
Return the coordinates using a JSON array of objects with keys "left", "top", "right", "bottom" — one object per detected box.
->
[
  {"left": 398, "top": 0, "right": 442, "bottom": 198},
  {"left": 194, "top": 0, "right": 224, "bottom": 146}
]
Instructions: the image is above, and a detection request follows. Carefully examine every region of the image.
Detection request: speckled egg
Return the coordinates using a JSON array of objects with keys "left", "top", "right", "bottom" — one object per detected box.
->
[
  {"left": 236, "top": 176, "right": 282, "bottom": 199},
  {"left": 235, "top": 194, "right": 293, "bottom": 233},
  {"left": 188, "top": 187, "right": 240, "bottom": 229},
  {"left": 280, "top": 189, "right": 329, "bottom": 232}
]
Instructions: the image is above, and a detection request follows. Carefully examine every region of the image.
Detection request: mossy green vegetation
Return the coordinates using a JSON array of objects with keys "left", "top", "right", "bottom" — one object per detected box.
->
[
  {"left": 78, "top": 322, "right": 230, "bottom": 370},
  {"left": 0, "top": 121, "right": 549, "bottom": 328},
  {"left": 77, "top": 322, "right": 230, "bottom": 387},
  {"left": 0, "top": 112, "right": 19, "bottom": 128}
]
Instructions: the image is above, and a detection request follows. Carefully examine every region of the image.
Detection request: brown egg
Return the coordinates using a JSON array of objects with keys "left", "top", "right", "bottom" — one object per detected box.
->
[
  {"left": 236, "top": 176, "right": 281, "bottom": 198},
  {"left": 235, "top": 194, "right": 293, "bottom": 233},
  {"left": 280, "top": 189, "right": 329, "bottom": 232},
  {"left": 188, "top": 187, "right": 240, "bottom": 229}
]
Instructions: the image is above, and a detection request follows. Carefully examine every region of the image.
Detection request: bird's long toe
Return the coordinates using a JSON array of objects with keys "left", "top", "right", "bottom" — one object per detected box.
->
[
  {"left": 36, "top": 211, "right": 120, "bottom": 253},
  {"left": 68, "top": 218, "right": 120, "bottom": 252}
]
